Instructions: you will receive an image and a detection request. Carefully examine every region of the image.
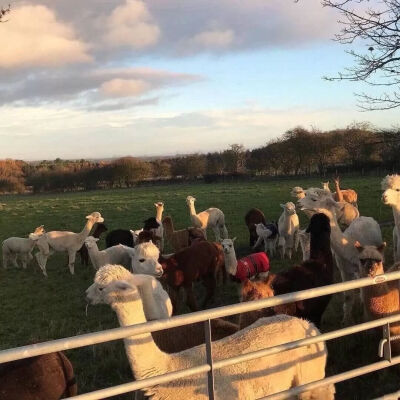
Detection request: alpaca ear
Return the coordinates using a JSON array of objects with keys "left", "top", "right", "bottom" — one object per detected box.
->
[
  {"left": 378, "top": 242, "right": 387, "bottom": 253},
  {"left": 280, "top": 204, "right": 285, "bottom": 209},
  {"left": 354, "top": 241, "right": 364, "bottom": 252},
  {"left": 232, "top": 237, "right": 237, "bottom": 242},
  {"left": 94, "top": 238, "right": 100, "bottom": 242},
  {"left": 114, "top": 280, "right": 134, "bottom": 291}
]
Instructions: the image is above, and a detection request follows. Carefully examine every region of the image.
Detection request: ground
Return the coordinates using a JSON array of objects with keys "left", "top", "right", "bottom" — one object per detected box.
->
[{"left": 0, "top": 176, "right": 398, "bottom": 399}]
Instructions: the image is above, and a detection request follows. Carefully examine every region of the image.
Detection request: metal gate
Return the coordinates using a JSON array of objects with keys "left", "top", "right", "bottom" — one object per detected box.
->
[{"left": 2, "top": 271, "right": 400, "bottom": 400}]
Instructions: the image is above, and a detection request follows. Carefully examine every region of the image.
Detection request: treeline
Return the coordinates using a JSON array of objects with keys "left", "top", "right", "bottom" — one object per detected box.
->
[{"left": 1, "top": 124, "right": 399, "bottom": 193}]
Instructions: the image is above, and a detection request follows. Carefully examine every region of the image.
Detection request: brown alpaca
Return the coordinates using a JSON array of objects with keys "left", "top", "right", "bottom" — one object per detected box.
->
[
  {"left": 245, "top": 208, "right": 267, "bottom": 247},
  {"left": 162, "top": 216, "right": 205, "bottom": 252},
  {"left": 0, "top": 352, "right": 77, "bottom": 400},
  {"left": 332, "top": 176, "right": 358, "bottom": 206},
  {"left": 355, "top": 242, "right": 400, "bottom": 354}
]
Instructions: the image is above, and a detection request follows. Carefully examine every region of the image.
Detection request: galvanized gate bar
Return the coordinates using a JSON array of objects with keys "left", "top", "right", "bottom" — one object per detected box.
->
[
  {"left": 64, "top": 364, "right": 211, "bottom": 400},
  {"left": 258, "top": 355, "right": 400, "bottom": 400},
  {"left": 373, "top": 390, "right": 400, "bottom": 400},
  {"left": 2, "top": 271, "right": 400, "bottom": 364},
  {"left": 204, "top": 319, "right": 215, "bottom": 400}
]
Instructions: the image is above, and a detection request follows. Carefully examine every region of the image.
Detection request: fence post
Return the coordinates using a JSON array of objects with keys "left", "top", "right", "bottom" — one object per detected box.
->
[{"left": 204, "top": 319, "right": 215, "bottom": 400}]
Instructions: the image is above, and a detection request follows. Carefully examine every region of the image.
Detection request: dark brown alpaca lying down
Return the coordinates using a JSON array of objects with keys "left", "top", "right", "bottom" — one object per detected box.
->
[
  {"left": 0, "top": 351, "right": 77, "bottom": 400},
  {"left": 240, "top": 213, "right": 334, "bottom": 329}
]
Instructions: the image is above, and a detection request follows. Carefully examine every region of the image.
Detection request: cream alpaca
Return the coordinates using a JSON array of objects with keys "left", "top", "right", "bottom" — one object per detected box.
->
[
  {"left": 153, "top": 202, "right": 164, "bottom": 251},
  {"left": 186, "top": 195, "right": 228, "bottom": 241},
  {"left": 277, "top": 202, "right": 299, "bottom": 259},
  {"left": 87, "top": 264, "right": 172, "bottom": 320},
  {"left": 300, "top": 190, "right": 382, "bottom": 324},
  {"left": 2, "top": 225, "right": 45, "bottom": 269},
  {"left": 86, "top": 273, "right": 335, "bottom": 400},
  {"left": 381, "top": 174, "right": 400, "bottom": 262},
  {"left": 35, "top": 212, "right": 104, "bottom": 276}
]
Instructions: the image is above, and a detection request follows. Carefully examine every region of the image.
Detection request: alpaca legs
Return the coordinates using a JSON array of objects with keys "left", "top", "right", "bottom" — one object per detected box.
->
[
  {"left": 67, "top": 250, "right": 76, "bottom": 275},
  {"left": 11, "top": 254, "right": 19, "bottom": 269},
  {"left": 184, "top": 284, "right": 198, "bottom": 311},
  {"left": 220, "top": 225, "right": 229, "bottom": 239},
  {"left": 278, "top": 237, "right": 285, "bottom": 259},
  {"left": 20, "top": 253, "right": 29, "bottom": 269},
  {"left": 253, "top": 236, "right": 263, "bottom": 251},
  {"left": 35, "top": 252, "right": 48, "bottom": 277},
  {"left": 202, "top": 275, "right": 216, "bottom": 308},
  {"left": 212, "top": 226, "right": 221, "bottom": 242}
]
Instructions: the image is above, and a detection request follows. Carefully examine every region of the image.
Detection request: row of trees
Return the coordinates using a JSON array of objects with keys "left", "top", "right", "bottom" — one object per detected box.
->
[{"left": 1, "top": 124, "right": 399, "bottom": 193}]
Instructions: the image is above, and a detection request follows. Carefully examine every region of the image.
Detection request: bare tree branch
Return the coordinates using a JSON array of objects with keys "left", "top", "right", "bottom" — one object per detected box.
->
[{"left": 0, "top": 4, "right": 10, "bottom": 22}]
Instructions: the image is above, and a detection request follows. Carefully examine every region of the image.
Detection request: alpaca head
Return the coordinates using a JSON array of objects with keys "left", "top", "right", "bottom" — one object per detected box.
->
[
  {"left": 86, "top": 212, "right": 104, "bottom": 223},
  {"left": 93, "top": 222, "right": 108, "bottom": 235},
  {"left": 241, "top": 278, "right": 273, "bottom": 302},
  {"left": 220, "top": 237, "right": 236, "bottom": 255},
  {"left": 321, "top": 182, "right": 330, "bottom": 191},
  {"left": 355, "top": 242, "right": 386, "bottom": 278},
  {"left": 29, "top": 225, "right": 45, "bottom": 241},
  {"left": 132, "top": 241, "right": 163, "bottom": 277},
  {"left": 186, "top": 195, "right": 196, "bottom": 206},
  {"left": 84, "top": 236, "right": 99, "bottom": 249},
  {"left": 154, "top": 202, "right": 164, "bottom": 212},
  {"left": 290, "top": 186, "right": 305, "bottom": 199},
  {"left": 280, "top": 202, "right": 296, "bottom": 215},
  {"left": 305, "top": 213, "right": 331, "bottom": 235},
  {"left": 86, "top": 266, "right": 140, "bottom": 308},
  {"left": 299, "top": 188, "right": 338, "bottom": 219},
  {"left": 381, "top": 175, "right": 400, "bottom": 207}
]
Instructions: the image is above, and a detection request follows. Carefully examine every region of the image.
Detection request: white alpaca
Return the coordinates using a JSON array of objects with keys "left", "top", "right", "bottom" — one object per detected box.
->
[
  {"left": 299, "top": 190, "right": 382, "bottom": 324},
  {"left": 35, "top": 212, "right": 104, "bottom": 276},
  {"left": 130, "top": 241, "right": 163, "bottom": 277},
  {"left": 154, "top": 202, "right": 164, "bottom": 251},
  {"left": 291, "top": 186, "right": 314, "bottom": 219},
  {"left": 382, "top": 174, "right": 400, "bottom": 262},
  {"left": 86, "top": 264, "right": 172, "bottom": 320},
  {"left": 186, "top": 196, "right": 228, "bottom": 241},
  {"left": 252, "top": 223, "right": 278, "bottom": 257},
  {"left": 277, "top": 202, "right": 299, "bottom": 259},
  {"left": 86, "top": 273, "right": 335, "bottom": 400},
  {"left": 2, "top": 226, "right": 45, "bottom": 269}
]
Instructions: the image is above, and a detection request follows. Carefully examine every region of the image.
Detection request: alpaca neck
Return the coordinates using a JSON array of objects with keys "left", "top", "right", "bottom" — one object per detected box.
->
[
  {"left": 86, "top": 245, "right": 103, "bottom": 269},
  {"left": 392, "top": 205, "right": 400, "bottom": 235},
  {"left": 188, "top": 202, "right": 197, "bottom": 217},
  {"left": 224, "top": 250, "right": 238, "bottom": 275},
  {"left": 334, "top": 181, "right": 344, "bottom": 202},
  {"left": 112, "top": 297, "right": 168, "bottom": 380},
  {"left": 155, "top": 208, "right": 163, "bottom": 222},
  {"left": 136, "top": 279, "right": 164, "bottom": 320},
  {"left": 79, "top": 220, "right": 94, "bottom": 241}
]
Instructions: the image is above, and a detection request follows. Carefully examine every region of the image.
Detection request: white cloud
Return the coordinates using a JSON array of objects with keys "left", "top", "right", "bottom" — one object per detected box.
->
[
  {"left": 192, "top": 29, "right": 234, "bottom": 48},
  {"left": 104, "top": 0, "right": 160, "bottom": 49},
  {"left": 0, "top": 5, "right": 91, "bottom": 69},
  {"left": 100, "top": 78, "right": 150, "bottom": 97}
]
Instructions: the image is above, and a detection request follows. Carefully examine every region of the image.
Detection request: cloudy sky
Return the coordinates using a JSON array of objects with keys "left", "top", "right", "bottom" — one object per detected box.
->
[{"left": 0, "top": 0, "right": 398, "bottom": 160}]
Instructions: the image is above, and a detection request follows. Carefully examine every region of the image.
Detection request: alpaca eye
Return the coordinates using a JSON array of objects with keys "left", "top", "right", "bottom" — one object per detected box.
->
[
  {"left": 396, "top": 189, "right": 400, "bottom": 192},
  {"left": 98, "top": 287, "right": 104, "bottom": 291},
  {"left": 139, "top": 258, "right": 145, "bottom": 263}
]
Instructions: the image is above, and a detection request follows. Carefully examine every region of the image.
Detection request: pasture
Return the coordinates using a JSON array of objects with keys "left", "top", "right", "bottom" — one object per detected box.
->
[{"left": 0, "top": 176, "right": 398, "bottom": 399}]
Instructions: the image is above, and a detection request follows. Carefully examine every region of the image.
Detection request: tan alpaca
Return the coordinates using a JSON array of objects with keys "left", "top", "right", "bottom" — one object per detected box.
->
[
  {"left": 186, "top": 196, "right": 228, "bottom": 240},
  {"left": 333, "top": 176, "right": 358, "bottom": 207},
  {"left": 162, "top": 216, "right": 205, "bottom": 252},
  {"left": 355, "top": 241, "right": 400, "bottom": 354}
]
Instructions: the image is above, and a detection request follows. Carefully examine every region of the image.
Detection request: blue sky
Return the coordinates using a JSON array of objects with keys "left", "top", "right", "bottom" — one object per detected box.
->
[{"left": 0, "top": 0, "right": 398, "bottom": 160}]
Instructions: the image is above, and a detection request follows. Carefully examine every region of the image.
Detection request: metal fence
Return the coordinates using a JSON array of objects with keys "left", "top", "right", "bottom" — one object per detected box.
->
[{"left": 2, "top": 271, "right": 400, "bottom": 400}]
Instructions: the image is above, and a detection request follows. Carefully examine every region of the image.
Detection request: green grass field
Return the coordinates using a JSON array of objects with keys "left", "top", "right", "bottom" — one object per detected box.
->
[{"left": 0, "top": 177, "right": 398, "bottom": 399}]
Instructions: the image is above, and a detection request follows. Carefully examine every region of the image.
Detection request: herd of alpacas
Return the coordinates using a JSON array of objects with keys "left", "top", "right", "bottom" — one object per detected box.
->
[{"left": 3, "top": 175, "right": 400, "bottom": 399}]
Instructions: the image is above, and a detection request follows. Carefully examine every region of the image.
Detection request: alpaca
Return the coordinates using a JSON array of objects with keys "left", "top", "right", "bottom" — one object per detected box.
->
[
  {"left": 244, "top": 208, "right": 266, "bottom": 247},
  {"left": 85, "top": 237, "right": 163, "bottom": 277},
  {"left": 0, "top": 351, "right": 77, "bottom": 400},
  {"left": 298, "top": 229, "right": 311, "bottom": 261},
  {"left": 154, "top": 202, "right": 164, "bottom": 251},
  {"left": 86, "top": 276, "right": 335, "bottom": 400},
  {"left": 35, "top": 212, "right": 104, "bottom": 276},
  {"left": 220, "top": 238, "right": 270, "bottom": 282},
  {"left": 355, "top": 242, "right": 400, "bottom": 354},
  {"left": 252, "top": 222, "right": 279, "bottom": 257},
  {"left": 162, "top": 216, "right": 205, "bottom": 252},
  {"left": 159, "top": 241, "right": 223, "bottom": 312},
  {"left": 87, "top": 264, "right": 238, "bottom": 353},
  {"left": 333, "top": 176, "right": 358, "bottom": 207},
  {"left": 299, "top": 189, "right": 382, "bottom": 324},
  {"left": 2, "top": 225, "right": 45, "bottom": 270},
  {"left": 381, "top": 174, "right": 400, "bottom": 262},
  {"left": 186, "top": 195, "right": 228, "bottom": 241},
  {"left": 77, "top": 222, "right": 107, "bottom": 266},
  {"left": 277, "top": 202, "right": 299, "bottom": 259},
  {"left": 291, "top": 186, "right": 314, "bottom": 219},
  {"left": 240, "top": 213, "right": 334, "bottom": 329}
]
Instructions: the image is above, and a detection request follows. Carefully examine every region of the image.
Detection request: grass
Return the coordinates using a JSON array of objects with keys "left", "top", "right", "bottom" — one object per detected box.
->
[{"left": 0, "top": 177, "right": 398, "bottom": 399}]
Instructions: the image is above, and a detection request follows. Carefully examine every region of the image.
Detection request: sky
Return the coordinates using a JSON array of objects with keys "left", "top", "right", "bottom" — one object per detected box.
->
[{"left": 0, "top": 0, "right": 398, "bottom": 160}]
